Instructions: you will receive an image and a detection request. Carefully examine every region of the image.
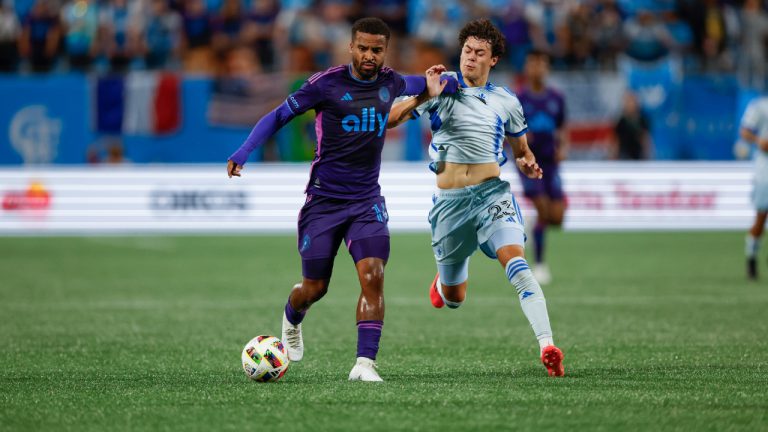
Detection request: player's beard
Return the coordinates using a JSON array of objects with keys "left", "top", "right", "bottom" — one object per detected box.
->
[{"left": 353, "top": 59, "right": 382, "bottom": 81}]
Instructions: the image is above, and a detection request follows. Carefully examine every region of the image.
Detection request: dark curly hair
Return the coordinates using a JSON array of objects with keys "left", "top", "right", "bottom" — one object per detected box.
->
[
  {"left": 458, "top": 19, "right": 506, "bottom": 58},
  {"left": 351, "top": 17, "right": 391, "bottom": 42}
]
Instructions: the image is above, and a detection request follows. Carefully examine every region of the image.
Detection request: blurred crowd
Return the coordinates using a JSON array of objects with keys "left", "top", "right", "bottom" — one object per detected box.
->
[{"left": 0, "top": 0, "right": 766, "bottom": 87}]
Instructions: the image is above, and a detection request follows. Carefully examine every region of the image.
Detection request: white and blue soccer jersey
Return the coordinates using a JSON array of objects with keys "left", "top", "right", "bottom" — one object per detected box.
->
[
  {"left": 740, "top": 97, "right": 768, "bottom": 209},
  {"left": 413, "top": 72, "right": 528, "bottom": 171}
]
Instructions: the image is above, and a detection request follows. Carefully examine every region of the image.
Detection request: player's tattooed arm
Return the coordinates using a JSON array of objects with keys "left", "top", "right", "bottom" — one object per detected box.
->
[
  {"left": 741, "top": 128, "right": 768, "bottom": 151},
  {"left": 509, "top": 134, "right": 543, "bottom": 179},
  {"left": 387, "top": 65, "right": 449, "bottom": 129}
]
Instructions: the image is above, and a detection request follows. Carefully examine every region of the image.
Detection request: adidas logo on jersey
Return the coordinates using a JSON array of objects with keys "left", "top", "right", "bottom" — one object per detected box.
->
[{"left": 340, "top": 93, "right": 353, "bottom": 101}]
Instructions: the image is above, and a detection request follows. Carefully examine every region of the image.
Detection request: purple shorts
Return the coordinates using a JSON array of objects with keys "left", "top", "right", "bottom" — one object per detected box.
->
[
  {"left": 297, "top": 194, "right": 390, "bottom": 279},
  {"left": 518, "top": 164, "right": 565, "bottom": 200}
]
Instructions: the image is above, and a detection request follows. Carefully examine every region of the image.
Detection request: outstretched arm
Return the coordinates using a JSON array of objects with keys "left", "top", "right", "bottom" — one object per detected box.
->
[
  {"left": 508, "top": 134, "right": 543, "bottom": 179},
  {"left": 227, "top": 102, "right": 297, "bottom": 177},
  {"left": 388, "top": 65, "right": 450, "bottom": 129}
]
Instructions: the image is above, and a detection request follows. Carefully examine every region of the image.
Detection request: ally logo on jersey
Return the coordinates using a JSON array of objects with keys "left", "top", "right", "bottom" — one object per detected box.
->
[{"left": 342, "top": 107, "right": 389, "bottom": 137}]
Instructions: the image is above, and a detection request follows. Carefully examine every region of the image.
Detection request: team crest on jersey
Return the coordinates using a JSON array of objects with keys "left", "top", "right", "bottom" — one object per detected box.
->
[{"left": 379, "top": 87, "right": 390, "bottom": 102}]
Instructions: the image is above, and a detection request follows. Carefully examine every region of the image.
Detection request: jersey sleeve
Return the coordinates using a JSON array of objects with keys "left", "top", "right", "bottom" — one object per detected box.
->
[
  {"left": 741, "top": 100, "right": 762, "bottom": 134},
  {"left": 412, "top": 96, "right": 440, "bottom": 119},
  {"left": 285, "top": 78, "right": 324, "bottom": 116},
  {"left": 505, "top": 97, "right": 528, "bottom": 138},
  {"left": 395, "top": 72, "right": 412, "bottom": 97}
]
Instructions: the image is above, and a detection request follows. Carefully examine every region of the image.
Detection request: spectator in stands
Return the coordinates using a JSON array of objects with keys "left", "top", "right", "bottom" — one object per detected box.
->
[
  {"left": 61, "top": 0, "right": 99, "bottom": 71},
  {"left": 562, "top": 1, "right": 594, "bottom": 68},
  {"left": 496, "top": 0, "right": 532, "bottom": 72},
  {"left": 364, "top": 0, "right": 407, "bottom": 36},
  {"left": 99, "top": 0, "right": 142, "bottom": 72},
  {"left": 181, "top": 0, "right": 214, "bottom": 73},
  {"left": 19, "top": 0, "right": 60, "bottom": 73},
  {"left": 241, "top": 0, "right": 279, "bottom": 71},
  {"left": 737, "top": 0, "right": 768, "bottom": 90},
  {"left": 0, "top": 3, "right": 20, "bottom": 71},
  {"left": 613, "top": 92, "right": 651, "bottom": 160},
  {"left": 591, "top": 0, "right": 624, "bottom": 70},
  {"left": 622, "top": 9, "right": 675, "bottom": 63},
  {"left": 141, "top": 0, "right": 181, "bottom": 70},
  {"left": 272, "top": 4, "right": 315, "bottom": 72},
  {"left": 415, "top": 4, "right": 460, "bottom": 52},
  {"left": 525, "top": 0, "right": 569, "bottom": 66},
  {"left": 679, "top": 0, "right": 728, "bottom": 71},
  {"left": 302, "top": 0, "right": 352, "bottom": 68},
  {"left": 212, "top": 0, "right": 243, "bottom": 53}
]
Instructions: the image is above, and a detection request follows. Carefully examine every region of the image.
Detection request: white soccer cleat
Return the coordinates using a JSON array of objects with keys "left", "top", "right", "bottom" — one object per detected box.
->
[
  {"left": 533, "top": 263, "right": 552, "bottom": 285},
  {"left": 281, "top": 312, "right": 304, "bottom": 362},
  {"left": 348, "top": 357, "right": 383, "bottom": 382}
]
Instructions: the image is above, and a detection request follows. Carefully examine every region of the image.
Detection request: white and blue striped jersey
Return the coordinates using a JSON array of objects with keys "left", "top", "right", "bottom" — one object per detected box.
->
[{"left": 413, "top": 72, "right": 528, "bottom": 170}]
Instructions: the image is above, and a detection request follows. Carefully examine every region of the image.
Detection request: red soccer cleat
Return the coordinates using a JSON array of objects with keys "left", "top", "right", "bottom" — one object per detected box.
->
[
  {"left": 541, "top": 345, "right": 565, "bottom": 377},
  {"left": 429, "top": 273, "right": 444, "bottom": 308}
]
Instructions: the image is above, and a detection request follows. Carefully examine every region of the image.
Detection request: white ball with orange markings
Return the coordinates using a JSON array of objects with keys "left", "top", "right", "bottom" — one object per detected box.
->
[{"left": 241, "top": 335, "right": 290, "bottom": 382}]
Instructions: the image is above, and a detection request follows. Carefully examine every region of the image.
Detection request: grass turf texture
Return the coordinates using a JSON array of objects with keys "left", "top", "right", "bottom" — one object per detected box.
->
[{"left": 1, "top": 232, "right": 767, "bottom": 431}]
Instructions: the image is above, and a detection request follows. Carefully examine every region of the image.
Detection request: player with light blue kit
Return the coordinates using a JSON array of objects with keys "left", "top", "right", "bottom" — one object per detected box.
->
[
  {"left": 227, "top": 18, "right": 457, "bottom": 381},
  {"left": 740, "top": 96, "right": 768, "bottom": 280},
  {"left": 388, "top": 19, "right": 564, "bottom": 376}
]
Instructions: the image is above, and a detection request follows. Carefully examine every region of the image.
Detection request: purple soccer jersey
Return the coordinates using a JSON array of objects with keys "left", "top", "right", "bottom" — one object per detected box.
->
[
  {"left": 285, "top": 64, "right": 407, "bottom": 199},
  {"left": 517, "top": 87, "right": 566, "bottom": 164}
]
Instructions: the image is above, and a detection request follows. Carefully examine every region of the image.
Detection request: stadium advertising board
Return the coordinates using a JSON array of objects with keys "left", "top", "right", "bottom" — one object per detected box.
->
[{"left": 0, "top": 162, "right": 754, "bottom": 234}]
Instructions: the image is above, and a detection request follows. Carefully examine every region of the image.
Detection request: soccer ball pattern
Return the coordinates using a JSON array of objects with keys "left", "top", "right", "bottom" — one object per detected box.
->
[{"left": 241, "top": 335, "right": 290, "bottom": 382}]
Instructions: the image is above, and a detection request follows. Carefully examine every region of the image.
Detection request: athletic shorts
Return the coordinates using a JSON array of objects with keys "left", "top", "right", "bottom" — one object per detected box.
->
[
  {"left": 518, "top": 163, "right": 565, "bottom": 200},
  {"left": 297, "top": 194, "right": 390, "bottom": 278},
  {"left": 428, "top": 178, "right": 526, "bottom": 265}
]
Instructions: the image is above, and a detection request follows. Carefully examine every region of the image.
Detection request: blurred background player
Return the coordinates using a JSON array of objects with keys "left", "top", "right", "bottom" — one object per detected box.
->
[
  {"left": 739, "top": 95, "right": 768, "bottom": 280},
  {"left": 516, "top": 49, "right": 567, "bottom": 285},
  {"left": 227, "top": 17, "right": 454, "bottom": 382},
  {"left": 388, "top": 19, "right": 564, "bottom": 377}
]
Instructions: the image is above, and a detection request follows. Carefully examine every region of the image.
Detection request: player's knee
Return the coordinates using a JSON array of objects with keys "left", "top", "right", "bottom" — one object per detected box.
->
[
  {"left": 549, "top": 214, "right": 564, "bottom": 226},
  {"left": 357, "top": 259, "right": 385, "bottom": 291},
  {"left": 302, "top": 280, "right": 329, "bottom": 302}
]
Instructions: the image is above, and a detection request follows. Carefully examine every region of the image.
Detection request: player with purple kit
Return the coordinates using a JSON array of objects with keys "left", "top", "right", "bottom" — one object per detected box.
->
[
  {"left": 226, "top": 17, "right": 456, "bottom": 382},
  {"left": 516, "top": 50, "right": 568, "bottom": 285}
]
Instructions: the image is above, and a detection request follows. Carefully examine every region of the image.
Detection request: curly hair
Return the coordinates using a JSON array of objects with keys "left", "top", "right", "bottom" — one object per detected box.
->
[
  {"left": 351, "top": 17, "right": 391, "bottom": 42},
  {"left": 458, "top": 19, "right": 506, "bottom": 58}
]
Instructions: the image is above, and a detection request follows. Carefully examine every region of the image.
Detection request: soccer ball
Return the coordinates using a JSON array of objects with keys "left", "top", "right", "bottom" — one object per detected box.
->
[{"left": 241, "top": 335, "right": 290, "bottom": 382}]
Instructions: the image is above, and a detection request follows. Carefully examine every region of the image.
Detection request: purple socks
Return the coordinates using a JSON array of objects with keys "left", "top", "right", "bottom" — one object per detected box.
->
[
  {"left": 356, "top": 320, "right": 383, "bottom": 360},
  {"left": 284, "top": 299, "right": 306, "bottom": 325}
]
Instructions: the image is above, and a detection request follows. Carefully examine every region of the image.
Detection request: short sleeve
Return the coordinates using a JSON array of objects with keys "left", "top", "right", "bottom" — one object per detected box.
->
[
  {"left": 505, "top": 97, "right": 528, "bottom": 137},
  {"left": 285, "top": 79, "right": 324, "bottom": 116}
]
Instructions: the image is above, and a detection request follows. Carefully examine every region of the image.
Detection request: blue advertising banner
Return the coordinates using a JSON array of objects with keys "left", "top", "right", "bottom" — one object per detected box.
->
[{"left": 0, "top": 75, "right": 94, "bottom": 164}]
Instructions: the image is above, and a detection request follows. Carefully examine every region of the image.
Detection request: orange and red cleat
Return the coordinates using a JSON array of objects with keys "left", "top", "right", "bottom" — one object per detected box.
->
[
  {"left": 429, "top": 273, "right": 444, "bottom": 308},
  {"left": 541, "top": 345, "right": 565, "bottom": 377}
]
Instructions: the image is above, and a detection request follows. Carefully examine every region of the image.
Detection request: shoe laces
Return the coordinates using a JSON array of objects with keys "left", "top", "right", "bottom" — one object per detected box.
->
[
  {"left": 284, "top": 325, "right": 301, "bottom": 346},
  {"left": 359, "top": 358, "right": 378, "bottom": 370}
]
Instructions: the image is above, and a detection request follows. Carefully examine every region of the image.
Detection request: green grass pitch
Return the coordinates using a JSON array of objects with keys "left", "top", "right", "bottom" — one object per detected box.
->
[{"left": 1, "top": 232, "right": 767, "bottom": 431}]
